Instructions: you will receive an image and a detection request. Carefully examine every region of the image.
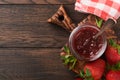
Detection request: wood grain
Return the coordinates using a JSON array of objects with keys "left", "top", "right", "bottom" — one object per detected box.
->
[
  {"left": 0, "top": 4, "right": 85, "bottom": 80},
  {"left": 0, "top": 5, "right": 87, "bottom": 48},
  {"left": 0, "top": 3, "right": 119, "bottom": 80},
  {"left": 0, "top": 48, "right": 75, "bottom": 80},
  {"left": 0, "top": 0, "right": 75, "bottom": 4}
]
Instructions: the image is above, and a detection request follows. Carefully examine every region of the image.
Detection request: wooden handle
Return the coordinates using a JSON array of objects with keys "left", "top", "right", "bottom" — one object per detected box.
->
[{"left": 48, "top": 5, "right": 76, "bottom": 32}]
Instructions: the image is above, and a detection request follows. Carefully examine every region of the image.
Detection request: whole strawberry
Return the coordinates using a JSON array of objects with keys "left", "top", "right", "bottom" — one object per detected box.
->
[
  {"left": 105, "top": 39, "right": 120, "bottom": 65},
  {"left": 80, "top": 59, "right": 105, "bottom": 80},
  {"left": 106, "top": 70, "right": 120, "bottom": 80}
]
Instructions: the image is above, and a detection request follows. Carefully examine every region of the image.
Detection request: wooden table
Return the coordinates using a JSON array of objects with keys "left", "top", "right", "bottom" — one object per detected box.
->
[
  {"left": 0, "top": 0, "right": 120, "bottom": 80},
  {"left": 0, "top": 0, "right": 91, "bottom": 80}
]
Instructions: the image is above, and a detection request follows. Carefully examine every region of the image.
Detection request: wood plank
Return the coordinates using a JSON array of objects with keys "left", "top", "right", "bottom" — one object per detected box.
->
[
  {"left": 0, "top": 0, "right": 75, "bottom": 4},
  {"left": 0, "top": 5, "right": 88, "bottom": 48},
  {"left": 0, "top": 5, "right": 87, "bottom": 24},
  {"left": 0, "top": 48, "right": 75, "bottom": 80}
]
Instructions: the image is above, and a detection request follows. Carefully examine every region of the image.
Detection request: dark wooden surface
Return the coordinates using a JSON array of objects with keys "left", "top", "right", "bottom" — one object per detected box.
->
[
  {"left": 0, "top": 0, "right": 75, "bottom": 4},
  {"left": 0, "top": 1, "right": 90, "bottom": 80},
  {"left": 1, "top": 1, "right": 119, "bottom": 80}
]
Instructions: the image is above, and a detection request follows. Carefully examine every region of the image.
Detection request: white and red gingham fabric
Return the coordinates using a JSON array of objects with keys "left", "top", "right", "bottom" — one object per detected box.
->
[{"left": 75, "top": 0, "right": 120, "bottom": 21}]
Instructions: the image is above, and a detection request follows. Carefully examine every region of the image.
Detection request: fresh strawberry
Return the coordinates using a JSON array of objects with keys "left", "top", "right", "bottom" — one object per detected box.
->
[
  {"left": 83, "top": 59, "right": 105, "bottom": 80},
  {"left": 105, "top": 45, "right": 120, "bottom": 65},
  {"left": 105, "top": 39, "right": 120, "bottom": 65},
  {"left": 106, "top": 70, "right": 120, "bottom": 80},
  {"left": 75, "top": 78, "right": 83, "bottom": 80}
]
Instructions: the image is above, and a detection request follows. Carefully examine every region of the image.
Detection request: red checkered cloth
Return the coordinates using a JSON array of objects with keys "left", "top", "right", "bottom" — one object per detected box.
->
[{"left": 75, "top": 0, "right": 120, "bottom": 21}]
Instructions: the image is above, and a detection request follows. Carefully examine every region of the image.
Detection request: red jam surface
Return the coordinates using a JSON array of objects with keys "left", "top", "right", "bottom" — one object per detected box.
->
[{"left": 72, "top": 27, "right": 103, "bottom": 59}]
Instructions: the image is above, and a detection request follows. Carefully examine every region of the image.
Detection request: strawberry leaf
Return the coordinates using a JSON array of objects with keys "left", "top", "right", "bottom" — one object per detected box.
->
[
  {"left": 85, "top": 69, "right": 94, "bottom": 80},
  {"left": 69, "top": 58, "right": 77, "bottom": 70},
  {"left": 96, "top": 18, "right": 103, "bottom": 28},
  {"left": 65, "top": 55, "right": 71, "bottom": 58},
  {"left": 80, "top": 70, "right": 85, "bottom": 78},
  {"left": 85, "top": 69, "right": 91, "bottom": 77},
  {"left": 115, "top": 62, "right": 120, "bottom": 69},
  {"left": 79, "top": 69, "right": 94, "bottom": 80},
  {"left": 118, "top": 49, "right": 120, "bottom": 54},
  {"left": 61, "top": 46, "right": 77, "bottom": 70},
  {"left": 109, "top": 39, "right": 116, "bottom": 47},
  {"left": 64, "top": 45, "right": 70, "bottom": 54},
  {"left": 113, "top": 62, "right": 120, "bottom": 70},
  {"left": 117, "top": 45, "right": 120, "bottom": 54},
  {"left": 64, "top": 59, "right": 70, "bottom": 65},
  {"left": 108, "top": 62, "right": 120, "bottom": 70}
]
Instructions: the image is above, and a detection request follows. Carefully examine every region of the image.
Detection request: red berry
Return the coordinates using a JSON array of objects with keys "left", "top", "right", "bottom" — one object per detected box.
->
[
  {"left": 106, "top": 70, "right": 120, "bottom": 80},
  {"left": 84, "top": 59, "right": 105, "bottom": 80},
  {"left": 105, "top": 45, "right": 120, "bottom": 65}
]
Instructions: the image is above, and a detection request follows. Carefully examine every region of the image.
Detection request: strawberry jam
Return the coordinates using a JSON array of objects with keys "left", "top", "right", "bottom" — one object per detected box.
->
[{"left": 69, "top": 24, "right": 107, "bottom": 61}]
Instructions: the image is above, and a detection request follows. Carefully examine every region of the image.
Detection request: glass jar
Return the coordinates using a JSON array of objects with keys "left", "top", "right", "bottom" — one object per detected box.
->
[{"left": 69, "top": 24, "right": 107, "bottom": 61}]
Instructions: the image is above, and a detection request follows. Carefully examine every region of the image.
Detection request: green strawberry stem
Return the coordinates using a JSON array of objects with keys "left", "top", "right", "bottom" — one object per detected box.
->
[
  {"left": 95, "top": 17, "right": 103, "bottom": 28},
  {"left": 64, "top": 45, "right": 70, "bottom": 55},
  {"left": 109, "top": 39, "right": 120, "bottom": 54},
  {"left": 107, "top": 62, "right": 120, "bottom": 70},
  {"left": 61, "top": 46, "right": 77, "bottom": 70},
  {"left": 79, "top": 69, "right": 94, "bottom": 80},
  {"left": 69, "top": 59, "right": 77, "bottom": 70}
]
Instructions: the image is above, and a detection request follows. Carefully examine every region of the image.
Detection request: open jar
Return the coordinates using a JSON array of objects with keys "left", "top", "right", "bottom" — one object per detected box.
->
[{"left": 69, "top": 24, "right": 107, "bottom": 61}]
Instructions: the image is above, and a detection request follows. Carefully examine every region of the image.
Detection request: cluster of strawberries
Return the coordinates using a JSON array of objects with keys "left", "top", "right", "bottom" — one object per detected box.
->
[{"left": 75, "top": 39, "right": 120, "bottom": 80}]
